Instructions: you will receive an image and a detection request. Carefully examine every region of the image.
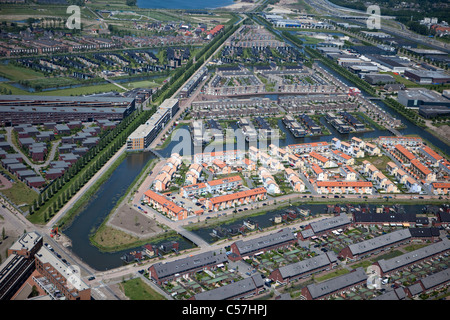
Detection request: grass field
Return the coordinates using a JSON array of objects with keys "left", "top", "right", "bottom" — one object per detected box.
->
[
  {"left": 120, "top": 278, "right": 166, "bottom": 300},
  {"left": 0, "top": 64, "right": 46, "bottom": 81},
  {"left": 33, "top": 83, "right": 125, "bottom": 96},
  {"left": 314, "top": 267, "right": 350, "bottom": 282},
  {"left": 0, "top": 167, "right": 38, "bottom": 212}
]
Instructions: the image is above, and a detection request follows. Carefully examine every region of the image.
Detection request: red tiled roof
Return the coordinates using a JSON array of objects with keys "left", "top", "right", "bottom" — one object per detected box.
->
[{"left": 209, "top": 187, "right": 266, "bottom": 204}]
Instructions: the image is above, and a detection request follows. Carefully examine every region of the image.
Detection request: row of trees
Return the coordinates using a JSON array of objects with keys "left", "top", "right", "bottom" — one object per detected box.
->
[
  {"left": 151, "top": 19, "right": 242, "bottom": 105},
  {"left": 384, "top": 97, "right": 426, "bottom": 127}
]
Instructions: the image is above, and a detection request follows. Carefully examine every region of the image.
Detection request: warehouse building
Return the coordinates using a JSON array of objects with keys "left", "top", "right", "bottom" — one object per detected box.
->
[
  {"left": 0, "top": 95, "right": 135, "bottom": 126},
  {"left": 404, "top": 69, "right": 450, "bottom": 84}
]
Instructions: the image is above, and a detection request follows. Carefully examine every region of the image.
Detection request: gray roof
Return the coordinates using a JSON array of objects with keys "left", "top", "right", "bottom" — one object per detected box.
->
[
  {"left": 407, "top": 283, "right": 423, "bottom": 296},
  {"left": 1, "top": 159, "right": 19, "bottom": 165},
  {"left": 372, "top": 287, "right": 406, "bottom": 300},
  {"left": 19, "top": 137, "right": 35, "bottom": 145},
  {"left": 25, "top": 176, "right": 45, "bottom": 183},
  {"left": 305, "top": 267, "right": 367, "bottom": 299},
  {"left": 0, "top": 94, "right": 134, "bottom": 104},
  {"left": 8, "top": 163, "right": 26, "bottom": 170},
  {"left": 310, "top": 213, "right": 350, "bottom": 234},
  {"left": 194, "top": 274, "right": 264, "bottom": 300},
  {"left": 420, "top": 268, "right": 450, "bottom": 290},
  {"left": 300, "top": 228, "right": 315, "bottom": 239},
  {"left": 278, "top": 252, "right": 337, "bottom": 279},
  {"left": 347, "top": 229, "right": 412, "bottom": 256},
  {"left": 16, "top": 170, "right": 37, "bottom": 177},
  {"left": 233, "top": 228, "right": 295, "bottom": 256},
  {"left": 151, "top": 250, "right": 228, "bottom": 279},
  {"left": 55, "top": 124, "right": 70, "bottom": 131},
  {"left": 9, "top": 231, "right": 42, "bottom": 252},
  {"left": 50, "top": 161, "right": 70, "bottom": 168},
  {"left": 377, "top": 238, "right": 450, "bottom": 273}
]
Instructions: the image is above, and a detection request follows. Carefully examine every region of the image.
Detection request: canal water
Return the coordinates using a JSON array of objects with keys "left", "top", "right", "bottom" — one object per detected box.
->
[
  {"left": 62, "top": 151, "right": 195, "bottom": 271},
  {"left": 137, "top": 0, "right": 234, "bottom": 9},
  {"left": 60, "top": 35, "right": 450, "bottom": 271}
]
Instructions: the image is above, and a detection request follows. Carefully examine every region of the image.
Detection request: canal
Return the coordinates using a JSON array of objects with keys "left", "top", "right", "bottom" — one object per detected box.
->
[
  {"left": 62, "top": 151, "right": 195, "bottom": 271},
  {"left": 60, "top": 30, "right": 449, "bottom": 271}
]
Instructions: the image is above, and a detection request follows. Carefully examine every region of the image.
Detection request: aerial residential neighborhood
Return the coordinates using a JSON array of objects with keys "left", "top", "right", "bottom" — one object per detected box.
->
[{"left": 0, "top": 0, "right": 449, "bottom": 308}]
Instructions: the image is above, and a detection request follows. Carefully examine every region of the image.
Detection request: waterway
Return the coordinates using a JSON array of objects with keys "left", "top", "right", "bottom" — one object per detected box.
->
[
  {"left": 137, "top": 0, "right": 234, "bottom": 9},
  {"left": 60, "top": 30, "right": 450, "bottom": 271},
  {"left": 62, "top": 151, "right": 195, "bottom": 271}
]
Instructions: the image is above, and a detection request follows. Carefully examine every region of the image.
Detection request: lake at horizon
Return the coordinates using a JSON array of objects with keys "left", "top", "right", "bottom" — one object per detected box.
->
[{"left": 136, "top": 0, "right": 234, "bottom": 9}]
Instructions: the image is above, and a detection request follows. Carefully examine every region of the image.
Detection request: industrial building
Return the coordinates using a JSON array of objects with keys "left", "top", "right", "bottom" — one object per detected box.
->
[
  {"left": 397, "top": 88, "right": 450, "bottom": 110},
  {"left": 0, "top": 95, "right": 135, "bottom": 126},
  {"left": 404, "top": 69, "right": 450, "bottom": 84}
]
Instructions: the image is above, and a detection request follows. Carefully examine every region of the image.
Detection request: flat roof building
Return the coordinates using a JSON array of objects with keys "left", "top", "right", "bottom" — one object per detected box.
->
[
  {"left": 0, "top": 95, "right": 135, "bottom": 126},
  {"left": 34, "top": 246, "right": 91, "bottom": 300}
]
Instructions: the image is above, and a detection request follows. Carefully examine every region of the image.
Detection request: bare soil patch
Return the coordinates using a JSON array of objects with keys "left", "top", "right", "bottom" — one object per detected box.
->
[
  {"left": 108, "top": 203, "right": 163, "bottom": 239},
  {"left": 0, "top": 175, "right": 13, "bottom": 190}
]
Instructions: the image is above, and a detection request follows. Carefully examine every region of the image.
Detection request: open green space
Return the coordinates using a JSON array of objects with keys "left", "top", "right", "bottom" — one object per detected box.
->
[
  {"left": 120, "top": 278, "right": 166, "bottom": 300},
  {"left": 0, "top": 64, "right": 45, "bottom": 81}
]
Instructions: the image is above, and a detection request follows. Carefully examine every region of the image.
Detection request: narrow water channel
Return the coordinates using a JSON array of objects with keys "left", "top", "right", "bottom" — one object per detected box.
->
[
  {"left": 63, "top": 151, "right": 194, "bottom": 271},
  {"left": 61, "top": 38, "right": 450, "bottom": 271}
]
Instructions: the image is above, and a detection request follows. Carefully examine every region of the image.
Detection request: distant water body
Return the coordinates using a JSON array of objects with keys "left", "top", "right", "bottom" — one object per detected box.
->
[{"left": 137, "top": 0, "right": 234, "bottom": 9}]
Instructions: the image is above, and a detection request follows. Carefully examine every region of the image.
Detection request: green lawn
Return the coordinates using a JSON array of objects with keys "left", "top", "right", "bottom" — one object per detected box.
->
[
  {"left": 33, "top": 83, "right": 125, "bottom": 96},
  {"left": 124, "top": 79, "right": 163, "bottom": 90},
  {"left": 314, "top": 267, "right": 350, "bottom": 282},
  {"left": 120, "top": 278, "right": 166, "bottom": 300},
  {"left": 0, "top": 167, "right": 38, "bottom": 212},
  {"left": 0, "top": 64, "right": 45, "bottom": 81},
  {"left": 356, "top": 154, "right": 392, "bottom": 169}
]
